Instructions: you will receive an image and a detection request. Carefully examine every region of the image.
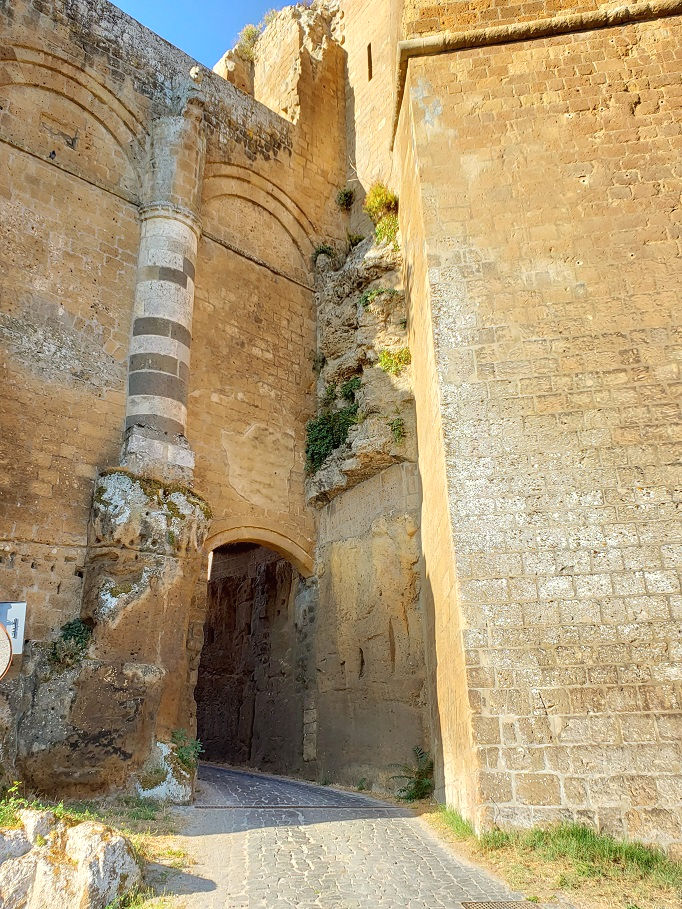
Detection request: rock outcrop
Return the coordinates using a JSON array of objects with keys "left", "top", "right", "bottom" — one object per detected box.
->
[
  {"left": 0, "top": 810, "right": 140, "bottom": 909},
  {"left": 306, "top": 239, "right": 417, "bottom": 505},
  {"left": 14, "top": 471, "right": 211, "bottom": 797}
]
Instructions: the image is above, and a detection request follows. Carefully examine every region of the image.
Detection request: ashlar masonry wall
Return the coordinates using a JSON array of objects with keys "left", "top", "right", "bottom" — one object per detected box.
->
[
  {"left": 0, "top": 0, "right": 345, "bottom": 787},
  {"left": 396, "top": 12, "right": 682, "bottom": 847}
]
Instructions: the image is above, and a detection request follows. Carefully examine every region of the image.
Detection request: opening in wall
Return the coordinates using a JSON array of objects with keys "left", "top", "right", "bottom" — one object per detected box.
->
[
  {"left": 367, "top": 43, "right": 373, "bottom": 81},
  {"left": 195, "top": 542, "right": 307, "bottom": 774}
]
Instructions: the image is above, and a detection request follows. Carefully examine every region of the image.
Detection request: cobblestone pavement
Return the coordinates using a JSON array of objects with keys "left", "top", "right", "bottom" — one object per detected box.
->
[{"left": 164, "top": 764, "right": 525, "bottom": 908}]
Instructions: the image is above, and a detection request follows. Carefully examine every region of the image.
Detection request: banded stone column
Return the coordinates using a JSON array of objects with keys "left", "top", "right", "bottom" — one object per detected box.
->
[{"left": 122, "top": 84, "right": 206, "bottom": 482}]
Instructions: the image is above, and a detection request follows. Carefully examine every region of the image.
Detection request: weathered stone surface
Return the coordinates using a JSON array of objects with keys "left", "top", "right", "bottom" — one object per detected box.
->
[
  {"left": 0, "top": 812, "right": 140, "bottom": 909},
  {"left": 1, "top": 0, "right": 681, "bottom": 856},
  {"left": 15, "top": 471, "right": 210, "bottom": 796},
  {"left": 306, "top": 240, "right": 417, "bottom": 506},
  {"left": 136, "top": 740, "right": 193, "bottom": 804}
]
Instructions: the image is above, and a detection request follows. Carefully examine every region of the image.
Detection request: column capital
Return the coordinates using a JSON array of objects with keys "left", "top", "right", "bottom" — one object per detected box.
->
[{"left": 138, "top": 201, "right": 202, "bottom": 239}]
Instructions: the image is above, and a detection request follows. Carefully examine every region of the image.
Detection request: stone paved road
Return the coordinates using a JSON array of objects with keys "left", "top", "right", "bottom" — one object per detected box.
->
[{"left": 164, "top": 764, "right": 525, "bottom": 908}]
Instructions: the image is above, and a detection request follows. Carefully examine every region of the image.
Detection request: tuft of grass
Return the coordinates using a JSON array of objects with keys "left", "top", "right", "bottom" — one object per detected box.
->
[
  {"left": 336, "top": 187, "right": 354, "bottom": 210},
  {"left": 378, "top": 347, "right": 411, "bottom": 375},
  {"left": 313, "top": 243, "right": 335, "bottom": 265},
  {"left": 357, "top": 778, "right": 369, "bottom": 792},
  {"left": 235, "top": 23, "right": 260, "bottom": 61},
  {"left": 375, "top": 212, "right": 400, "bottom": 250},
  {"left": 388, "top": 416, "right": 406, "bottom": 443},
  {"left": 390, "top": 746, "right": 435, "bottom": 802},
  {"left": 363, "top": 182, "right": 398, "bottom": 225},
  {"left": 49, "top": 618, "right": 93, "bottom": 670},
  {"left": 440, "top": 807, "right": 475, "bottom": 840},
  {"left": 347, "top": 232, "right": 365, "bottom": 250}
]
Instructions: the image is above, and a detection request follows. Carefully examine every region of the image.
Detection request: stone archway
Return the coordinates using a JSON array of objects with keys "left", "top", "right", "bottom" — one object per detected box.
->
[{"left": 195, "top": 541, "right": 316, "bottom": 776}]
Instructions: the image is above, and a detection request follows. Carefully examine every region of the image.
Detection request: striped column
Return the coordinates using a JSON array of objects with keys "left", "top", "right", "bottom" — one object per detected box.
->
[{"left": 122, "top": 203, "right": 201, "bottom": 481}]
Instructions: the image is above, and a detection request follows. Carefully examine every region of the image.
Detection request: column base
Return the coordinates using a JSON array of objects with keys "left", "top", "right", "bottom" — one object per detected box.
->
[{"left": 121, "top": 424, "right": 195, "bottom": 484}]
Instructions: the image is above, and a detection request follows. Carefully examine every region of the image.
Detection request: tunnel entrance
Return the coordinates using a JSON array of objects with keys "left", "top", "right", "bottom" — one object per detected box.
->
[{"left": 195, "top": 542, "right": 307, "bottom": 774}]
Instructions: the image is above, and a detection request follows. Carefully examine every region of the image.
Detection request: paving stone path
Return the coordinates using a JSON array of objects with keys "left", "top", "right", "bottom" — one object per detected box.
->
[{"left": 165, "top": 763, "right": 526, "bottom": 908}]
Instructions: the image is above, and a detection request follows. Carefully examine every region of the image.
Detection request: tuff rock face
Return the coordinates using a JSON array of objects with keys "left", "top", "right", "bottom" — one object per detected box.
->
[
  {"left": 0, "top": 810, "right": 140, "bottom": 909},
  {"left": 14, "top": 471, "right": 211, "bottom": 797},
  {"left": 306, "top": 239, "right": 417, "bottom": 506}
]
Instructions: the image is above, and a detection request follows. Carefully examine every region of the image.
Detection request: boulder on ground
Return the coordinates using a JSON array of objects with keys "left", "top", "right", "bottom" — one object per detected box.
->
[{"left": 0, "top": 810, "right": 141, "bottom": 909}]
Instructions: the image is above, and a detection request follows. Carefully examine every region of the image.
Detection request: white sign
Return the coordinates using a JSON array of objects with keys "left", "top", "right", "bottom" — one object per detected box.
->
[{"left": 0, "top": 603, "right": 26, "bottom": 655}]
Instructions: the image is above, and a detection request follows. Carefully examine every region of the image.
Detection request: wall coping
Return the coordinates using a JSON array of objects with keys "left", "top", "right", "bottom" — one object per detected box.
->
[{"left": 391, "top": 0, "right": 682, "bottom": 147}]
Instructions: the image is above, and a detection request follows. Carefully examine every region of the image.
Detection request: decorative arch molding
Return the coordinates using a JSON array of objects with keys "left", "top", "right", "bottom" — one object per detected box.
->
[
  {"left": 205, "top": 523, "right": 315, "bottom": 578},
  {"left": 0, "top": 44, "right": 146, "bottom": 194},
  {"left": 203, "top": 164, "right": 316, "bottom": 259}
]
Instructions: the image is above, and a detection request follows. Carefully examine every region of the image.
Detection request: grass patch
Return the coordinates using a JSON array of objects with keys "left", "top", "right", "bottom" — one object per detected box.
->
[
  {"left": 363, "top": 182, "right": 398, "bottom": 224},
  {"left": 235, "top": 23, "right": 260, "bottom": 61},
  {"left": 430, "top": 808, "right": 682, "bottom": 908},
  {"left": 347, "top": 232, "right": 364, "bottom": 250},
  {"left": 375, "top": 213, "right": 399, "bottom": 250}
]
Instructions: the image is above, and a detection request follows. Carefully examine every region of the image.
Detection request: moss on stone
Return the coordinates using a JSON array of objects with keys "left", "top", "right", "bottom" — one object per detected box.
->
[{"left": 96, "top": 469, "right": 213, "bottom": 522}]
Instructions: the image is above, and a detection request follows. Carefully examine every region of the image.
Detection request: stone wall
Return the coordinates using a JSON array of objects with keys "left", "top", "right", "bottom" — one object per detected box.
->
[
  {"left": 401, "top": 0, "right": 658, "bottom": 36},
  {"left": 396, "top": 12, "right": 682, "bottom": 846},
  {"left": 339, "top": 0, "right": 403, "bottom": 228},
  {"left": 0, "top": 0, "right": 344, "bottom": 789}
]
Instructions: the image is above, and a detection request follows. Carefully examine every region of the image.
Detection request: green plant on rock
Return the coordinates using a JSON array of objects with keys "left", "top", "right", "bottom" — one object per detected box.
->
[
  {"left": 0, "top": 782, "right": 27, "bottom": 829},
  {"left": 347, "top": 232, "right": 364, "bottom": 250},
  {"left": 235, "top": 23, "right": 261, "bottom": 61},
  {"left": 359, "top": 287, "right": 400, "bottom": 309},
  {"left": 340, "top": 376, "right": 361, "bottom": 403},
  {"left": 363, "top": 182, "right": 398, "bottom": 224},
  {"left": 170, "top": 730, "right": 204, "bottom": 771},
  {"left": 375, "top": 212, "right": 400, "bottom": 250},
  {"left": 378, "top": 347, "right": 411, "bottom": 375},
  {"left": 312, "top": 243, "right": 335, "bottom": 265},
  {"left": 389, "top": 416, "right": 406, "bottom": 443},
  {"left": 336, "top": 186, "right": 354, "bottom": 210},
  {"left": 391, "top": 746, "right": 434, "bottom": 802},
  {"left": 322, "top": 382, "right": 337, "bottom": 407},
  {"left": 49, "top": 618, "right": 93, "bottom": 669},
  {"left": 305, "top": 404, "right": 359, "bottom": 473}
]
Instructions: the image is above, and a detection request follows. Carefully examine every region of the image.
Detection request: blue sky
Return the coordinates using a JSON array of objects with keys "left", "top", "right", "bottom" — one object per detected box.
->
[{"left": 114, "top": 1, "right": 278, "bottom": 68}]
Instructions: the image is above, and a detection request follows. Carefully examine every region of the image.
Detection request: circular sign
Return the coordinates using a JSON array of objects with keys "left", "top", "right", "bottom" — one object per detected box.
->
[{"left": 0, "top": 623, "right": 12, "bottom": 682}]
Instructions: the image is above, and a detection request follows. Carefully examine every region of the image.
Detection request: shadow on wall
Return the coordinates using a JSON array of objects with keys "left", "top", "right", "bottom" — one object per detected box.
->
[
  {"left": 403, "top": 258, "right": 446, "bottom": 805},
  {"left": 194, "top": 542, "right": 311, "bottom": 776}
]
